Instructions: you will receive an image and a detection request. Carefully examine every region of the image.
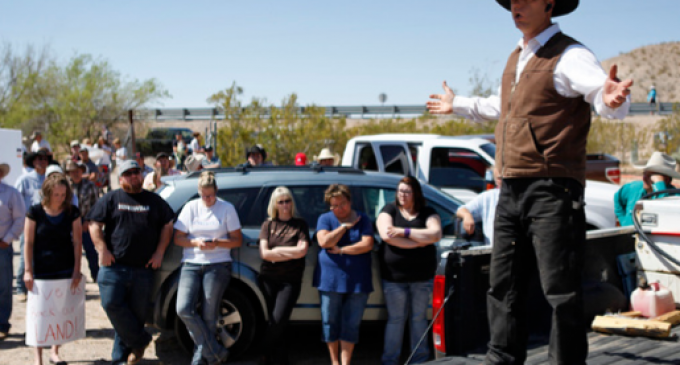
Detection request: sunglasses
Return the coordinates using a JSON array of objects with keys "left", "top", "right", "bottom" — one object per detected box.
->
[
  {"left": 122, "top": 169, "right": 141, "bottom": 177},
  {"left": 277, "top": 199, "right": 292, "bottom": 205},
  {"left": 35, "top": 156, "right": 48, "bottom": 161}
]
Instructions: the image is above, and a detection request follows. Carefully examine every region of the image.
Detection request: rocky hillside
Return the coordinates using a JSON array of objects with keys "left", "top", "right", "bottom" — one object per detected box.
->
[{"left": 602, "top": 41, "right": 680, "bottom": 103}]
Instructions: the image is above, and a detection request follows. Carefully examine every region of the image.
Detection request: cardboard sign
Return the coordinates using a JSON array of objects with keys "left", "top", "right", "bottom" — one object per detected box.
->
[{"left": 25, "top": 279, "right": 86, "bottom": 346}]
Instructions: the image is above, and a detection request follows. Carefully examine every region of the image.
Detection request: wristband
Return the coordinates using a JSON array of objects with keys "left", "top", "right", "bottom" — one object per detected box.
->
[{"left": 404, "top": 228, "right": 411, "bottom": 238}]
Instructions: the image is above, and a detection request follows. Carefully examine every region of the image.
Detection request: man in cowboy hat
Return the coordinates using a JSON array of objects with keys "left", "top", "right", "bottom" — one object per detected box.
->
[
  {"left": 0, "top": 162, "right": 25, "bottom": 340},
  {"left": 14, "top": 149, "right": 49, "bottom": 301},
  {"left": 241, "top": 145, "right": 271, "bottom": 167},
  {"left": 427, "top": 1, "right": 634, "bottom": 363},
  {"left": 70, "top": 140, "right": 82, "bottom": 162},
  {"left": 315, "top": 148, "right": 340, "bottom": 167},
  {"left": 614, "top": 152, "right": 679, "bottom": 226}
]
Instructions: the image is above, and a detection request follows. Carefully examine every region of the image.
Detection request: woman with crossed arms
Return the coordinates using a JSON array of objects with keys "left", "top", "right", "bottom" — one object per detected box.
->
[
  {"left": 314, "top": 184, "right": 374, "bottom": 365},
  {"left": 376, "top": 176, "right": 441, "bottom": 365},
  {"left": 258, "top": 186, "right": 309, "bottom": 365}
]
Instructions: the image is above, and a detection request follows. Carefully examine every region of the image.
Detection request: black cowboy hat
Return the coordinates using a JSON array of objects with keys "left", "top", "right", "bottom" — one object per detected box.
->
[
  {"left": 496, "top": 0, "right": 578, "bottom": 17},
  {"left": 245, "top": 145, "right": 267, "bottom": 161}
]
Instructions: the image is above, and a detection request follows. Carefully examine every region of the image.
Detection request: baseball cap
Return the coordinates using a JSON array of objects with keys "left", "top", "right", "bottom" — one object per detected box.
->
[
  {"left": 70, "top": 140, "right": 80, "bottom": 148},
  {"left": 156, "top": 152, "right": 169, "bottom": 160},
  {"left": 119, "top": 160, "right": 141, "bottom": 175},
  {"left": 295, "top": 152, "right": 307, "bottom": 166},
  {"left": 46, "top": 165, "right": 64, "bottom": 177}
]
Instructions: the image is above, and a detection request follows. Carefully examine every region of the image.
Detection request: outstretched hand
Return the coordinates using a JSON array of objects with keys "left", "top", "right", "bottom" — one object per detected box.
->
[
  {"left": 603, "top": 65, "right": 633, "bottom": 109},
  {"left": 426, "top": 81, "right": 456, "bottom": 114}
]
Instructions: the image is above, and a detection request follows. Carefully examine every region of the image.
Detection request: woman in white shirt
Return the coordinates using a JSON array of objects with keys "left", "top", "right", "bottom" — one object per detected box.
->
[{"left": 173, "top": 171, "right": 243, "bottom": 365}]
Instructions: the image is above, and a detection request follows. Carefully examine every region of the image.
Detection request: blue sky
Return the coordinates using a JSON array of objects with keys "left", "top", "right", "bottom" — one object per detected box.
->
[{"left": 2, "top": 0, "right": 678, "bottom": 108}]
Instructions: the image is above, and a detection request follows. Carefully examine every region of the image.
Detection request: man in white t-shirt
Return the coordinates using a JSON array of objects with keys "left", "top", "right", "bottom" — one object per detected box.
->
[
  {"left": 456, "top": 170, "right": 501, "bottom": 246},
  {"left": 30, "top": 131, "right": 51, "bottom": 154}
]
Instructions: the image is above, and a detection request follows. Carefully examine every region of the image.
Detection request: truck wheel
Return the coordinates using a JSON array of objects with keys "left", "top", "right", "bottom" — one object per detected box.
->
[{"left": 173, "top": 286, "right": 259, "bottom": 359}]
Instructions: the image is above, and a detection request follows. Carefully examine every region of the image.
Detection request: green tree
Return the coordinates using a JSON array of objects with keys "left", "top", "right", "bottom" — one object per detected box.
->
[
  {"left": 210, "top": 84, "right": 347, "bottom": 166},
  {"left": 0, "top": 44, "right": 169, "bottom": 156},
  {"left": 0, "top": 43, "right": 56, "bottom": 132}
]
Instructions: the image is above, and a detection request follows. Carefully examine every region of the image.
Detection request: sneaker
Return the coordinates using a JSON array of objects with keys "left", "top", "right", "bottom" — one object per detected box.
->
[
  {"left": 127, "top": 342, "right": 149, "bottom": 365},
  {"left": 0, "top": 331, "right": 8, "bottom": 340}
]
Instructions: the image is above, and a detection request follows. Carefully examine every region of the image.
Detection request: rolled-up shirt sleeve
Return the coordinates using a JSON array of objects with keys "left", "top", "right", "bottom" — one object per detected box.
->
[
  {"left": 2, "top": 189, "right": 26, "bottom": 243},
  {"left": 452, "top": 88, "right": 502, "bottom": 122},
  {"left": 555, "top": 45, "right": 630, "bottom": 120}
]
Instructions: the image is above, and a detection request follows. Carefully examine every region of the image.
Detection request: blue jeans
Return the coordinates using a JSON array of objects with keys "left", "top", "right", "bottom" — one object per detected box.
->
[
  {"left": 177, "top": 262, "right": 231, "bottom": 365},
  {"left": 98, "top": 264, "right": 153, "bottom": 364},
  {"left": 319, "top": 291, "right": 369, "bottom": 344},
  {"left": 0, "top": 245, "right": 13, "bottom": 333},
  {"left": 82, "top": 230, "right": 99, "bottom": 282},
  {"left": 381, "top": 280, "right": 433, "bottom": 365},
  {"left": 16, "top": 234, "right": 26, "bottom": 294}
]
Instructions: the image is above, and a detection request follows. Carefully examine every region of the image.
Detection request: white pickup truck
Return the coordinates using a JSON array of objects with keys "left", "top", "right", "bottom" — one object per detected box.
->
[{"left": 341, "top": 133, "right": 618, "bottom": 230}]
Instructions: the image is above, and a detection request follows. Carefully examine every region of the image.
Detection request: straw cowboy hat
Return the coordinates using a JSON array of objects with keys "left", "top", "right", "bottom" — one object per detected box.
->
[
  {"left": 496, "top": 0, "right": 579, "bottom": 17},
  {"left": 314, "top": 148, "right": 341, "bottom": 166},
  {"left": 0, "top": 163, "right": 9, "bottom": 179},
  {"left": 185, "top": 154, "right": 206, "bottom": 173},
  {"left": 633, "top": 152, "right": 680, "bottom": 180}
]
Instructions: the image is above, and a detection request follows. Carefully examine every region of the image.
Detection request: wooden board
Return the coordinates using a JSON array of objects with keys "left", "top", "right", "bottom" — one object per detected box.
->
[{"left": 591, "top": 316, "right": 671, "bottom": 338}]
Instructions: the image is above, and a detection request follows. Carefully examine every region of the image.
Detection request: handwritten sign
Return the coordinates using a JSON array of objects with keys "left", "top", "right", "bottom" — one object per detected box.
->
[{"left": 25, "top": 279, "right": 85, "bottom": 346}]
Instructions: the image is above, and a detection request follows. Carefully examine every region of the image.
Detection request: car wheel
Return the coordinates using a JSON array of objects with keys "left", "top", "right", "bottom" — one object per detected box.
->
[{"left": 173, "top": 286, "right": 258, "bottom": 359}]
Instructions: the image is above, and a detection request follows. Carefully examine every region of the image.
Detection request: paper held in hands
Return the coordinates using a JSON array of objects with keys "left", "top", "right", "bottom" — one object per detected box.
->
[{"left": 25, "top": 279, "right": 86, "bottom": 347}]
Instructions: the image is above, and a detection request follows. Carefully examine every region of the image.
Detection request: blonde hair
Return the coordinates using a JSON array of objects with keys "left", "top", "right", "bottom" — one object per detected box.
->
[
  {"left": 198, "top": 171, "right": 217, "bottom": 191},
  {"left": 267, "top": 186, "right": 297, "bottom": 220}
]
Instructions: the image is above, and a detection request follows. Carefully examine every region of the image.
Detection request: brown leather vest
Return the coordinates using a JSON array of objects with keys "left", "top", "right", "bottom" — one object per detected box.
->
[{"left": 495, "top": 32, "right": 591, "bottom": 186}]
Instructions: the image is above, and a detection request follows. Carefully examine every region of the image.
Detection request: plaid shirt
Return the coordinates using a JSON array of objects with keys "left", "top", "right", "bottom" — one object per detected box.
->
[{"left": 71, "top": 179, "right": 98, "bottom": 219}]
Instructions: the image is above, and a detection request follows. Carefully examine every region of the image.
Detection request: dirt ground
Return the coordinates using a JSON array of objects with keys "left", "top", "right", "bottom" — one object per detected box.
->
[
  {"left": 1, "top": 239, "right": 385, "bottom": 365},
  {"left": 0, "top": 239, "right": 195, "bottom": 365}
]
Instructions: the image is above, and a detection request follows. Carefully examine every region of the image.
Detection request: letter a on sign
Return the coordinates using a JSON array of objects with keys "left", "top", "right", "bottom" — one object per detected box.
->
[{"left": 26, "top": 279, "right": 86, "bottom": 346}]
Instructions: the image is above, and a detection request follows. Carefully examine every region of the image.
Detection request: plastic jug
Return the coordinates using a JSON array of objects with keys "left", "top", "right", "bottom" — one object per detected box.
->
[{"left": 630, "top": 280, "right": 676, "bottom": 318}]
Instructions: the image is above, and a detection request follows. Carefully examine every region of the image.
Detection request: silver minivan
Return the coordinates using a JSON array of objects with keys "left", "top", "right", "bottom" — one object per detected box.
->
[{"left": 150, "top": 166, "right": 465, "bottom": 358}]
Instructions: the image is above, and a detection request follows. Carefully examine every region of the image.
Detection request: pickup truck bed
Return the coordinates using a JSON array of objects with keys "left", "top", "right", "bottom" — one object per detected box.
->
[
  {"left": 425, "top": 326, "right": 680, "bottom": 364},
  {"left": 431, "top": 227, "right": 640, "bottom": 362}
]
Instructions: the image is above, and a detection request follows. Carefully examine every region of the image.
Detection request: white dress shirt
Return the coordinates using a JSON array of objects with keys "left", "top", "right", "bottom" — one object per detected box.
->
[{"left": 452, "top": 23, "right": 630, "bottom": 122}]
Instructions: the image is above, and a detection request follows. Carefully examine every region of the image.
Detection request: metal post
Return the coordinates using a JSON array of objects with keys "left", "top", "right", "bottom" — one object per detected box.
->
[{"left": 129, "top": 110, "right": 136, "bottom": 155}]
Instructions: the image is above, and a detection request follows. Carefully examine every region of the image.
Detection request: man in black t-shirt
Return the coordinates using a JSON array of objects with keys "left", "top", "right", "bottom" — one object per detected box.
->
[{"left": 87, "top": 160, "right": 174, "bottom": 365}]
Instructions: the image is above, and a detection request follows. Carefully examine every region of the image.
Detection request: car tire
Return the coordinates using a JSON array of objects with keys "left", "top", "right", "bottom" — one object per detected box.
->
[{"left": 173, "top": 286, "right": 259, "bottom": 359}]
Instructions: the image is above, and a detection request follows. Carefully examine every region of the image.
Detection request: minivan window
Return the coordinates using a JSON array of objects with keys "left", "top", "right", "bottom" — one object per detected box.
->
[
  {"left": 215, "top": 188, "right": 262, "bottom": 227},
  {"left": 261, "top": 186, "right": 330, "bottom": 230},
  {"left": 360, "top": 187, "right": 456, "bottom": 235},
  {"left": 379, "top": 145, "right": 409, "bottom": 175},
  {"left": 360, "top": 187, "right": 397, "bottom": 222}
]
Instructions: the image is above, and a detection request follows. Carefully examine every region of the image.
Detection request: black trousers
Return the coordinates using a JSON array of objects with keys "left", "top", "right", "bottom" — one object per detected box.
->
[
  {"left": 484, "top": 178, "right": 588, "bottom": 365},
  {"left": 259, "top": 275, "right": 302, "bottom": 362}
]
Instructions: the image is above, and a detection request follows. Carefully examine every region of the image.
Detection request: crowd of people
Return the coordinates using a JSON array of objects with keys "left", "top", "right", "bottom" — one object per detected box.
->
[{"left": 2, "top": 126, "right": 438, "bottom": 365}]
